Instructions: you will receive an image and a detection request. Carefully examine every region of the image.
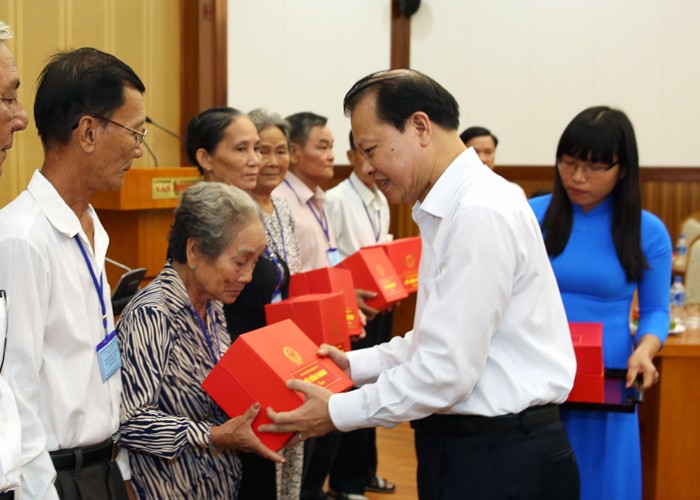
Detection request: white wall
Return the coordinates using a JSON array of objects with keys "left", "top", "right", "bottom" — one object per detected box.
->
[
  {"left": 229, "top": 0, "right": 700, "bottom": 166},
  {"left": 228, "top": 0, "right": 391, "bottom": 158}
]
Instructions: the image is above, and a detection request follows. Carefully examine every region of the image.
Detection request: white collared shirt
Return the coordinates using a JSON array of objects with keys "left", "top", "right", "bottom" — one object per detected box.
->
[
  {"left": 326, "top": 172, "right": 393, "bottom": 261},
  {"left": 329, "top": 149, "right": 576, "bottom": 430},
  {"left": 0, "top": 375, "right": 21, "bottom": 494},
  {"left": 273, "top": 171, "right": 338, "bottom": 271},
  {"left": 0, "top": 170, "right": 121, "bottom": 499}
]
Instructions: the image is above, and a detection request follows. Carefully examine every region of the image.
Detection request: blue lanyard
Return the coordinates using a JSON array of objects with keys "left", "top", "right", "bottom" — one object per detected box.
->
[
  {"left": 348, "top": 177, "right": 381, "bottom": 243},
  {"left": 74, "top": 237, "right": 108, "bottom": 335},
  {"left": 191, "top": 302, "right": 220, "bottom": 363},
  {"left": 265, "top": 247, "right": 285, "bottom": 294},
  {"left": 284, "top": 179, "right": 333, "bottom": 247},
  {"left": 306, "top": 201, "right": 332, "bottom": 244}
]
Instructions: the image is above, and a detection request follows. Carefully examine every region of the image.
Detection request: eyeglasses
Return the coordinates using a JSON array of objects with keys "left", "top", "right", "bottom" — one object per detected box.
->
[
  {"left": 557, "top": 156, "right": 619, "bottom": 176},
  {"left": 91, "top": 114, "right": 147, "bottom": 148}
]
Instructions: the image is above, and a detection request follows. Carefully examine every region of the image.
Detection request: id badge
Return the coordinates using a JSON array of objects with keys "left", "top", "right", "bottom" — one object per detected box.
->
[
  {"left": 326, "top": 247, "right": 341, "bottom": 267},
  {"left": 271, "top": 290, "right": 283, "bottom": 304},
  {"left": 96, "top": 330, "right": 122, "bottom": 382}
]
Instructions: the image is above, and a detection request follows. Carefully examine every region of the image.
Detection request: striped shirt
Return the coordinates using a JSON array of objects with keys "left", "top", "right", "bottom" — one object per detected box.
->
[{"left": 118, "top": 263, "right": 241, "bottom": 498}]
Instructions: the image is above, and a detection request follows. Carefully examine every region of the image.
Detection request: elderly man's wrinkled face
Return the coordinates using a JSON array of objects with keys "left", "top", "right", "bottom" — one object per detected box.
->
[
  {"left": 289, "top": 125, "right": 335, "bottom": 188},
  {"left": 350, "top": 93, "right": 431, "bottom": 205},
  {"left": 88, "top": 86, "right": 146, "bottom": 192},
  {"left": 0, "top": 42, "right": 28, "bottom": 174}
]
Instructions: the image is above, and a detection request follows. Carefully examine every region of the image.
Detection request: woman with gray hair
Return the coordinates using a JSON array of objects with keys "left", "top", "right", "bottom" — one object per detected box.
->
[
  {"left": 187, "top": 106, "right": 304, "bottom": 499},
  {"left": 223, "top": 108, "right": 304, "bottom": 500},
  {"left": 117, "top": 182, "right": 282, "bottom": 498},
  {"left": 247, "top": 108, "right": 302, "bottom": 276}
]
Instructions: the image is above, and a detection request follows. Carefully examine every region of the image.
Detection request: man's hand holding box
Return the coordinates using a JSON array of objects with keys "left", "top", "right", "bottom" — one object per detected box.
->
[{"left": 202, "top": 319, "right": 353, "bottom": 450}]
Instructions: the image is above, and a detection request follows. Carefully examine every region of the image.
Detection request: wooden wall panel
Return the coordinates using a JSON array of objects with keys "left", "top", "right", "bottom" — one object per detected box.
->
[
  {"left": 498, "top": 166, "right": 700, "bottom": 242},
  {"left": 66, "top": 1, "right": 108, "bottom": 48},
  {"left": 331, "top": 164, "right": 700, "bottom": 337},
  {"left": 0, "top": 0, "right": 181, "bottom": 207}
]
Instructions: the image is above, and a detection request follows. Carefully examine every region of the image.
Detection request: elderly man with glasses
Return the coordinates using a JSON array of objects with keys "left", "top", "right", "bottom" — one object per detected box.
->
[
  {"left": 0, "top": 47, "right": 146, "bottom": 500},
  {"left": 0, "top": 19, "right": 29, "bottom": 500}
]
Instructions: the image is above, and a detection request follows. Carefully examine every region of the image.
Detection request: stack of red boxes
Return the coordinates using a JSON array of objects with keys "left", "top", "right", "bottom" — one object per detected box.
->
[
  {"left": 369, "top": 236, "right": 421, "bottom": 294},
  {"left": 337, "top": 247, "right": 408, "bottom": 311},
  {"left": 289, "top": 267, "right": 362, "bottom": 337},
  {"left": 202, "top": 319, "right": 354, "bottom": 450},
  {"left": 265, "top": 292, "right": 351, "bottom": 352},
  {"left": 566, "top": 322, "right": 604, "bottom": 403}
]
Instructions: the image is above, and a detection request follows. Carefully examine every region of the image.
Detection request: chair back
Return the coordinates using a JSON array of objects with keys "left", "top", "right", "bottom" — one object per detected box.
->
[
  {"left": 685, "top": 236, "right": 700, "bottom": 304},
  {"left": 680, "top": 213, "right": 700, "bottom": 247}
]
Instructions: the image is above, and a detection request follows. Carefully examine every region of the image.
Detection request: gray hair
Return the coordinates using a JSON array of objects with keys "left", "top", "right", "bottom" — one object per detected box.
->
[
  {"left": 168, "top": 182, "right": 264, "bottom": 264},
  {"left": 285, "top": 111, "right": 327, "bottom": 147},
  {"left": 0, "top": 21, "right": 14, "bottom": 41},
  {"left": 249, "top": 108, "right": 291, "bottom": 142}
]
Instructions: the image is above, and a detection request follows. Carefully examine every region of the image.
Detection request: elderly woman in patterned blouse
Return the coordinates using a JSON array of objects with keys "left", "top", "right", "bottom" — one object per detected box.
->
[{"left": 117, "top": 182, "right": 283, "bottom": 499}]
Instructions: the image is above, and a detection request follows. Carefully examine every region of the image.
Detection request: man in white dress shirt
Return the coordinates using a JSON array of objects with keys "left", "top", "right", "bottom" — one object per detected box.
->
[
  {"left": 325, "top": 131, "right": 395, "bottom": 498},
  {"left": 262, "top": 69, "right": 580, "bottom": 499},
  {"left": 0, "top": 48, "right": 146, "bottom": 499},
  {"left": 0, "top": 20, "right": 29, "bottom": 500}
]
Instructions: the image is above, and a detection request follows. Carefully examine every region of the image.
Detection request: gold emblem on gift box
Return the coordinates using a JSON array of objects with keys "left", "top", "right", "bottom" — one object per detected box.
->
[
  {"left": 406, "top": 254, "right": 415, "bottom": 269},
  {"left": 376, "top": 263, "right": 386, "bottom": 277},
  {"left": 283, "top": 346, "right": 303, "bottom": 365}
]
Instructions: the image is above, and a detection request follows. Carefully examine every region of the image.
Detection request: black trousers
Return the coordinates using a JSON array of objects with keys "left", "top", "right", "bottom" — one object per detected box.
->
[
  {"left": 51, "top": 440, "right": 127, "bottom": 500},
  {"left": 54, "top": 459, "right": 126, "bottom": 500},
  {"left": 236, "top": 451, "right": 277, "bottom": 500},
  {"left": 301, "top": 431, "right": 342, "bottom": 500},
  {"left": 328, "top": 311, "right": 394, "bottom": 495},
  {"left": 414, "top": 417, "right": 580, "bottom": 500}
]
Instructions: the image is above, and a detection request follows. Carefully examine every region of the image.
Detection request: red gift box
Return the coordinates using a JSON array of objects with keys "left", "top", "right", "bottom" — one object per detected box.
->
[
  {"left": 566, "top": 322, "right": 604, "bottom": 403},
  {"left": 337, "top": 247, "right": 408, "bottom": 311},
  {"left": 569, "top": 322, "right": 604, "bottom": 376},
  {"left": 370, "top": 237, "right": 421, "bottom": 293},
  {"left": 202, "top": 319, "right": 353, "bottom": 450},
  {"left": 567, "top": 374, "right": 605, "bottom": 403},
  {"left": 289, "top": 267, "right": 362, "bottom": 336},
  {"left": 265, "top": 292, "right": 351, "bottom": 351}
]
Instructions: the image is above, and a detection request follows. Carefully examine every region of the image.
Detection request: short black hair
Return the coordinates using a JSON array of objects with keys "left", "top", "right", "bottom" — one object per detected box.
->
[
  {"left": 343, "top": 69, "right": 459, "bottom": 132},
  {"left": 186, "top": 107, "right": 243, "bottom": 174},
  {"left": 459, "top": 126, "right": 498, "bottom": 147},
  {"left": 285, "top": 112, "right": 327, "bottom": 147},
  {"left": 34, "top": 47, "right": 145, "bottom": 148}
]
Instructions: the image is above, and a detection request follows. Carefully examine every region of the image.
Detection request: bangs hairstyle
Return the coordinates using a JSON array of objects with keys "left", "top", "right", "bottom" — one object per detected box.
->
[
  {"left": 542, "top": 106, "right": 647, "bottom": 282},
  {"left": 343, "top": 69, "right": 460, "bottom": 132}
]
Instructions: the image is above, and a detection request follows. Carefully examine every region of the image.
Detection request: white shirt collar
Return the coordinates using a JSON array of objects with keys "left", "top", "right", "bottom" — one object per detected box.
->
[
  {"left": 348, "top": 171, "right": 381, "bottom": 207},
  {"left": 26, "top": 170, "right": 83, "bottom": 238},
  {"left": 415, "top": 148, "right": 484, "bottom": 220},
  {"left": 284, "top": 170, "right": 325, "bottom": 205}
]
